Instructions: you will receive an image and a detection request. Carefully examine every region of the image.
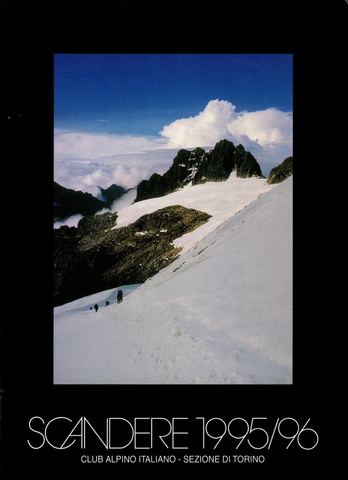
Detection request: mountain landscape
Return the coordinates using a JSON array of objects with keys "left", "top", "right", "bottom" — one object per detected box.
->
[
  {"left": 53, "top": 139, "right": 269, "bottom": 305},
  {"left": 54, "top": 139, "right": 293, "bottom": 384}
]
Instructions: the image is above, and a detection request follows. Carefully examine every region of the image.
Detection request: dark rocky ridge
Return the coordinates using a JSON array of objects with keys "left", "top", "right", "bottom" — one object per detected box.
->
[
  {"left": 98, "top": 184, "right": 128, "bottom": 207},
  {"left": 54, "top": 182, "right": 105, "bottom": 221},
  {"left": 54, "top": 182, "right": 127, "bottom": 222},
  {"left": 54, "top": 206, "right": 211, "bottom": 306},
  {"left": 135, "top": 139, "right": 264, "bottom": 202},
  {"left": 267, "top": 156, "right": 293, "bottom": 184}
]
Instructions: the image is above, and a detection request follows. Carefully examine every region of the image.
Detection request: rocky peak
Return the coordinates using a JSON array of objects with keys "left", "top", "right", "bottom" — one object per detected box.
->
[
  {"left": 135, "top": 139, "right": 264, "bottom": 202},
  {"left": 191, "top": 139, "right": 237, "bottom": 185}
]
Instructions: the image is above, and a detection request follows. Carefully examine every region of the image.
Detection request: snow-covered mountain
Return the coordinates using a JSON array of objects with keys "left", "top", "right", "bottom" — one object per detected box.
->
[{"left": 54, "top": 173, "right": 292, "bottom": 385}]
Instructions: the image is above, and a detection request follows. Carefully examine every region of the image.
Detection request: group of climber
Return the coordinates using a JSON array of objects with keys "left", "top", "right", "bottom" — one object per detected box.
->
[{"left": 92, "top": 290, "right": 123, "bottom": 312}]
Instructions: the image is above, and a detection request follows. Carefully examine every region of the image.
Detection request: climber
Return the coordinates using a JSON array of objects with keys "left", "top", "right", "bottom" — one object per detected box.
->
[{"left": 117, "top": 290, "right": 123, "bottom": 303}]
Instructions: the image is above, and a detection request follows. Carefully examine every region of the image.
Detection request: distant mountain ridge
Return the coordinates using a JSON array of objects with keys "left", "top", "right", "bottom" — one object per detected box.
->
[
  {"left": 135, "top": 139, "right": 264, "bottom": 202},
  {"left": 54, "top": 182, "right": 127, "bottom": 222}
]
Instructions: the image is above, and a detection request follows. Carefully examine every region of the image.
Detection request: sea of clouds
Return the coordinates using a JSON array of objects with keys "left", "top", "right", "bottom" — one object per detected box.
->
[{"left": 54, "top": 99, "right": 292, "bottom": 195}]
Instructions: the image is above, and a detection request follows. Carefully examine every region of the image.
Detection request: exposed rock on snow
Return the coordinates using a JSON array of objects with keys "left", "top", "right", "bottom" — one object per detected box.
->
[
  {"left": 267, "top": 156, "right": 293, "bottom": 184},
  {"left": 54, "top": 205, "right": 211, "bottom": 306}
]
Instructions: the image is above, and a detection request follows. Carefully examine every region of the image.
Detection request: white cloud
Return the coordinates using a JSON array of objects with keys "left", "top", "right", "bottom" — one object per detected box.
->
[
  {"left": 160, "top": 100, "right": 292, "bottom": 152},
  {"left": 111, "top": 164, "right": 148, "bottom": 190},
  {"left": 54, "top": 133, "right": 178, "bottom": 192},
  {"left": 227, "top": 108, "right": 292, "bottom": 147},
  {"left": 54, "top": 129, "right": 164, "bottom": 160},
  {"left": 54, "top": 129, "right": 174, "bottom": 191},
  {"left": 160, "top": 99, "right": 238, "bottom": 148}
]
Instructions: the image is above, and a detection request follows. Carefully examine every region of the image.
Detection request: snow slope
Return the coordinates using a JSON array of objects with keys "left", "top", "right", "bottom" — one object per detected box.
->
[
  {"left": 112, "top": 172, "right": 274, "bottom": 253},
  {"left": 54, "top": 174, "right": 292, "bottom": 384}
]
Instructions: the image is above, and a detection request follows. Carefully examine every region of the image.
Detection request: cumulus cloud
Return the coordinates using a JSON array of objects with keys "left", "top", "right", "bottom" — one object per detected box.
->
[
  {"left": 160, "top": 100, "right": 292, "bottom": 152},
  {"left": 227, "top": 108, "right": 292, "bottom": 147},
  {"left": 160, "top": 99, "right": 238, "bottom": 148}
]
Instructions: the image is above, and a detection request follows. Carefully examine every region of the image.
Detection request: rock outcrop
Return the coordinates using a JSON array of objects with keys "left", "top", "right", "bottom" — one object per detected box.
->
[
  {"left": 54, "top": 206, "right": 211, "bottom": 306},
  {"left": 135, "top": 139, "right": 264, "bottom": 202},
  {"left": 267, "top": 157, "right": 293, "bottom": 184}
]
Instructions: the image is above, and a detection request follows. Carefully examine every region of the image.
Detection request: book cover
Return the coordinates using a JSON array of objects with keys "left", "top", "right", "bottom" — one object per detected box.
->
[{"left": 1, "top": 1, "right": 347, "bottom": 478}]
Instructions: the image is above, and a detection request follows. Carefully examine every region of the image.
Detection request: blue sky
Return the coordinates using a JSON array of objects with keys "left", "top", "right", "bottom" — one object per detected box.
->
[{"left": 54, "top": 54, "right": 293, "bottom": 192}]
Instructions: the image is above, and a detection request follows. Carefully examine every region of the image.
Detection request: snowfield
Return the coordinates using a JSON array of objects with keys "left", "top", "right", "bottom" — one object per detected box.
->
[{"left": 54, "top": 173, "right": 292, "bottom": 384}]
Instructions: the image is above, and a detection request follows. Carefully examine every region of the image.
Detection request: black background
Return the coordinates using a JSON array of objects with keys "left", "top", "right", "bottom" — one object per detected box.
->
[{"left": 1, "top": 0, "right": 347, "bottom": 477}]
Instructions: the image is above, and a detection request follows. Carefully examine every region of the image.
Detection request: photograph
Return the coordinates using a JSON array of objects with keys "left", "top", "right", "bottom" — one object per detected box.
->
[{"left": 53, "top": 53, "right": 293, "bottom": 385}]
